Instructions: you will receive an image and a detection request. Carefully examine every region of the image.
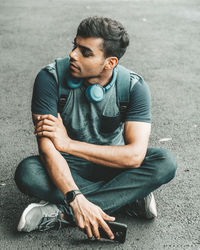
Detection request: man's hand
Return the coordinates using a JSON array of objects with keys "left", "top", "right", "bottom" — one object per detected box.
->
[
  {"left": 70, "top": 194, "right": 115, "bottom": 240},
  {"left": 35, "top": 114, "right": 70, "bottom": 152}
]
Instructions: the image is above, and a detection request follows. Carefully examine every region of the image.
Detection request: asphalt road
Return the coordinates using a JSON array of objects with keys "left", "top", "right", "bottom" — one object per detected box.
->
[{"left": 0, "top": 0, "right": 199, "bottom": 249}]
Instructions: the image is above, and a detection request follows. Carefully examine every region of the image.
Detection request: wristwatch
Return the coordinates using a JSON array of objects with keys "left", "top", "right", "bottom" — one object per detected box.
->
[{"left": 64, "top": 190, "right": 82, "bottom": 205}]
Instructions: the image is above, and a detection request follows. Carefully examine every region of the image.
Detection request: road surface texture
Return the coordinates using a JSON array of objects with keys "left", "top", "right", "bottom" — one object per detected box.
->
[{"left": 0, "top": 0, "right": 199, "bottom": 249}]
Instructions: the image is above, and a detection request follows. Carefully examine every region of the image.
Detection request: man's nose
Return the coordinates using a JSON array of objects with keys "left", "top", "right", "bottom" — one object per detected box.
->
[{"left": 69, "top": 48, "right": 78, "bottom": 61}]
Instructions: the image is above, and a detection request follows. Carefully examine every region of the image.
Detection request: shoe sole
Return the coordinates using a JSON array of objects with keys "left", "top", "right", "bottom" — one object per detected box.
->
[{"left": 17, "top": 202, "right": 48, "bottom": 232}]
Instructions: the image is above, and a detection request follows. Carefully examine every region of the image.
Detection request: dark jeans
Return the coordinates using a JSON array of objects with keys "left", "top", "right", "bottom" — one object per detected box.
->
[{"left": 14, "top": 148, "right": 177, "bottom": 219}]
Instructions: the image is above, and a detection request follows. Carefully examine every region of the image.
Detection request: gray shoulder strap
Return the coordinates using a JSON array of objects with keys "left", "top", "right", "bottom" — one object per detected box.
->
[
  {"left": 44, "top": 57, "right": 70, "bottom": 113},
  {"left": 116, "top": 64, "right": 131, "bottom": 122},
  {"left": 116, "top": 65, "right": 142, "bottom": 122},
  {"left": 55, "top": 57, "right": 70, "bottom": 113},
  {"left": 116, "top": 65, "right": 131, "bottom": 104},
  {"left": 55, "top": 57, "right": 70, "bottom": 97}
]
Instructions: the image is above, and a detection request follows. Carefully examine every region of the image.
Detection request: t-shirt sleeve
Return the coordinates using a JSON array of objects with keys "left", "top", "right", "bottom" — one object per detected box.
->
[
  {"left": 125, "top": 76, "right": 151, "bottom": 123},
  {"left": 31, "top": 69, "right": 58, "bottom": 117}
]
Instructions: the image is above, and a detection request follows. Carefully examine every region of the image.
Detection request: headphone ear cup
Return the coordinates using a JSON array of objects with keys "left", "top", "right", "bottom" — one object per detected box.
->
[
  {"left": 67, "top": 78, "right": 83, "bottom": 89},
  {"left": 85, "top": 84, "right": 105, "bottom": 103}
]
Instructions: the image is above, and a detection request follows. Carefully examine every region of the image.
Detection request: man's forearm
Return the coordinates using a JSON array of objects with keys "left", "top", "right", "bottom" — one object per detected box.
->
[
  {"left": 39, "top": 137, "right": 78, "bottom": 195},
  {"left": 65, "top": 140, "right": 143, "bottom": 168}
]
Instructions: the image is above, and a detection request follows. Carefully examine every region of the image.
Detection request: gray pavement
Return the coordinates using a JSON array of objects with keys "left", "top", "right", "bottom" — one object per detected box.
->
[{"left": 0, "top": 0, "right": 199, "bottom": 249}]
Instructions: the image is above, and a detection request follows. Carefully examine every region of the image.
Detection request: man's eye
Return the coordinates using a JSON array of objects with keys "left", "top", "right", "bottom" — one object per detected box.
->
[{"left": 81, "top": 49, "right": 91, "bottom": 57}]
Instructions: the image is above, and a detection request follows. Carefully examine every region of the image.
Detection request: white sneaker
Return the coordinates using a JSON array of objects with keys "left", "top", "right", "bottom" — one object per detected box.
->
[
  {"left": 124, "top": 193, "right": 157, "bottom": 219},
  {"left": 17, "top": 202, "right": 68, "bottom": 232}
]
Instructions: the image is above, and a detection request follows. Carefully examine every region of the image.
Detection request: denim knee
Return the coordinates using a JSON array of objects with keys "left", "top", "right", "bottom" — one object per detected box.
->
[
  {"left": 152, "top": 148, "right": 177, "bottom": 186},
  {"left": 14, "top": 156, "right": 41, "bottom": 194}
]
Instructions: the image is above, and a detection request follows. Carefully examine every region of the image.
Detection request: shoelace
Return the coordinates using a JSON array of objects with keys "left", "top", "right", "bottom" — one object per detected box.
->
[{"left": 38, "top": 213, "right": 68, "bottom": 231}]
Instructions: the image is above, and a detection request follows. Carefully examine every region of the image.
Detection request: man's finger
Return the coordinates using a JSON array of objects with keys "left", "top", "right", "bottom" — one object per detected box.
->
[
  {"left": 35, "top": 125, "right": 55, "bottom": 133},
  {"left": 37, "top": 114, "right": 57, "bottom": 122},
  {"left": 101, "top": 211, "right": 115, "bottom": 222},
  {"left": 85, "top": 224, "right": 93, "bottom": 239},
  {"left": 91, "top": 223, "right": 100, "bottom": 240},
  {"left": 99, "top": 220, "right": 114, "bottom": 240},
  {"left": 36, "top": 119, "right": 54, "bottom": 128},
  {"left": 57, "top": 113, "right": 62, "bottom": 121},
  {"left": 36, "top": 131, "right": 53, "bottom": 138},
  {"left": 75, "top": 215, "right": 84, "bottom": 231}
]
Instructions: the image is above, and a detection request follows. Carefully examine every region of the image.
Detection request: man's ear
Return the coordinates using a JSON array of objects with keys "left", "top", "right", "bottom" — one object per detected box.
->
[{"left": 105, "top": 57, "right": 118, "bottom": 70}]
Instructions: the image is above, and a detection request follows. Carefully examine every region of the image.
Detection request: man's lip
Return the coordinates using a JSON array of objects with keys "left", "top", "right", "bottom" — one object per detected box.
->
[{"left": 70, "top": 62, "right": 80, "bottom": 70}]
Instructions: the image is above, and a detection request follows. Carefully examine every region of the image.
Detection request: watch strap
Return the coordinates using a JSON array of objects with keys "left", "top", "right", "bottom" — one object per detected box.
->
[{"left": 73, "top": 190, "right": 81, "bottom": 195}]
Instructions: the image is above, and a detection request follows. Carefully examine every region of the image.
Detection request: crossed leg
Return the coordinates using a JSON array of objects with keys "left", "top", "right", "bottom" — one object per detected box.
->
[{"left": 15, "top": 148, "right": 177, "bottom": 217}]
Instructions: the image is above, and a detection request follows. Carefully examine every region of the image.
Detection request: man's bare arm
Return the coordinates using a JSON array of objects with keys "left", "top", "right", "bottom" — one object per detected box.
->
[
  {"left": 32, "top": 113, "right": 115, "bottom": 240},
  {"left": 35, "top": 114, "right": 151, "bottom": 168},
  {"left": 32, "top": 113, "right": 78, "bottom": 195},
  {"left": 67, "top": 121, "right": 151, "bottom": 168}
]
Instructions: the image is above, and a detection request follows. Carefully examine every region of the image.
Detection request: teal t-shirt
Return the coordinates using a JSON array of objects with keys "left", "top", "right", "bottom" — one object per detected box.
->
[{"left": 31, "top": 66, "right": 151, "bottom": 148}]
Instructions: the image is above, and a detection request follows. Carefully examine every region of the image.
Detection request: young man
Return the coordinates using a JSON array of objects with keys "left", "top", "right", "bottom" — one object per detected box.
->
[{"left": 15, "top": 16, "right": 177, "bottom": 241}]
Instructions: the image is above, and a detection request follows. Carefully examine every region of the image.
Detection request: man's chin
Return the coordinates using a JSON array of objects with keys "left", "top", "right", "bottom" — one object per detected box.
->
[{"left": 69, "top": 69, "right": 82, "bottom": 78}]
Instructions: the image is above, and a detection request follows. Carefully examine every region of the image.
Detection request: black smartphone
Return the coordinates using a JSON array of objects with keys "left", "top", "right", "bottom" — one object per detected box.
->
[{"left": 99, "top": 221, "right": 127, "bottom": 243}]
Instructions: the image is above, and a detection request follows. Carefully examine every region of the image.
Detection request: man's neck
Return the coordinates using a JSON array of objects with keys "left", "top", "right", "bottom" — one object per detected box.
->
[{"left": 83, "top": 69, "right": 113, "bottom": 88}]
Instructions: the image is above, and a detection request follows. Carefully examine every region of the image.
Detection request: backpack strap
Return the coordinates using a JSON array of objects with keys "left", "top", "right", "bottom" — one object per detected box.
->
[
  {"left": 116, "top": 65, "right": 131, "bottom": 122},
  {"left": 55, "top": 57, "right": 70, "bottom": 113}
]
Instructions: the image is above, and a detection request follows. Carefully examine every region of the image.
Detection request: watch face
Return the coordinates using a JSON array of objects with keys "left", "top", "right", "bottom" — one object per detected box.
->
[
  {"left": 67, "top": 191, "right": 75, "bottom": 203},
  {"left": 65, "top": 190, "right": 81, "bottom": 205}
]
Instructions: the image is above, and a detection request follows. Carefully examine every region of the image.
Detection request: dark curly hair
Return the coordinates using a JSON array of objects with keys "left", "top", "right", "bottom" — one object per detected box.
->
[{"left": 76, "top": 16, "right": 129, "bottom": 59}]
